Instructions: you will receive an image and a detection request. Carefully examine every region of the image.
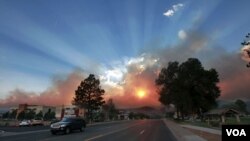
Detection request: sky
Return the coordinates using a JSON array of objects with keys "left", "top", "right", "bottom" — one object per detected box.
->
[{"left": 1, "top": 0, "right": 250, "bottom": 108}]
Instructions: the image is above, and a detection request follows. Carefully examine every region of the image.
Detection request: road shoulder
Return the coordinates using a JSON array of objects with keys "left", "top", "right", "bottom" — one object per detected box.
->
[{"left": 162, "top": 119, "right": 207, "bottom": 141}]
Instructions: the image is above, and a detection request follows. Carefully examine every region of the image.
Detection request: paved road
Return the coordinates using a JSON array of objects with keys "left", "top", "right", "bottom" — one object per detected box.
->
[
  {"left": 0, "top": 119, "right": 176, "bottom": 141},
  {"left": 0, "top": 126, "right": 49, "bottom": 132}
]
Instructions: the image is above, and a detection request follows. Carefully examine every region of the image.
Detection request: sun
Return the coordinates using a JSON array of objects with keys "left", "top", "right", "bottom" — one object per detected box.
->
[{"left": 136, "top": 89, "right": 146, "bottom": 98}]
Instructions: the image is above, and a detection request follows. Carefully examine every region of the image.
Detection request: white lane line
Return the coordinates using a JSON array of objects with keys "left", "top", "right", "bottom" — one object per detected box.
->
[
  {"left": 140, "top": 130, "right": 145, "bottom": 135},
  {"left": 85, "top": 134, "right": 105, "bottom": 141},
  {"left": 85, "top": 122, "right": 143, "bottom": 141}
]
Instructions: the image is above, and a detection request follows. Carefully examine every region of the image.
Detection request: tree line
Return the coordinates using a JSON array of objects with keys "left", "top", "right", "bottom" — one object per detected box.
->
[{"left": 2, "top": 109, "right": 55, "bottom": 120}]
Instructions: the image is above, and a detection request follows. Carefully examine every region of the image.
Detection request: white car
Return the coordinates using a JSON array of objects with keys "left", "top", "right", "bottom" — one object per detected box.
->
[
  {"left": 19, "top": 120, "right": 31, "bottom": 127},
  {"left": 31, "top": 119, "right": 44, "bottom": 126}
]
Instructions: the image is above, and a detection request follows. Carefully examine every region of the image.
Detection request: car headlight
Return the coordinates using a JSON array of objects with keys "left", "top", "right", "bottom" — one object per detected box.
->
[{"left": 60, "top": 124, "right": 66, "bottom": 127}]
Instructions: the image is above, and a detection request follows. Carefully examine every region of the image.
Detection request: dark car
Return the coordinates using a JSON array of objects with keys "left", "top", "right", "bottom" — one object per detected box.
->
[{"left": 50, "top": 117, "right": 86, "bottom": 135}]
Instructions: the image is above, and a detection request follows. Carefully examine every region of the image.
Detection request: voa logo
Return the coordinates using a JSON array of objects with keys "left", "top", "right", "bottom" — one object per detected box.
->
[{"left": 226, "top": 129, "right": 246, "bottom": 136}]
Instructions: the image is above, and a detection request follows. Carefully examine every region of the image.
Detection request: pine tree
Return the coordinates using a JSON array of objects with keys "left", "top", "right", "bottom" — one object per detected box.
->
[{"left": 72, "top": 74, "right": 105, "bottom": 122}]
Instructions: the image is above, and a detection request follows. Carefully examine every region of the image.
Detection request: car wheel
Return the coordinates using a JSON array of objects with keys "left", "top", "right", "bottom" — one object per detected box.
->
[
  {"left": 65, "top": 127, "right": 70, "bottom": 134},
  {"left": 80, "top": 126, "right": 84, "bottom": 132}
]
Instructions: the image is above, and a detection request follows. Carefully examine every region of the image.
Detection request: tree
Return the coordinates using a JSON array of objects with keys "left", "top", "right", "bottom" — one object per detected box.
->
[
  {"left": 128, "top": 112, "right": 134, "bottom": 119},
  {"left": 25, "top": 109, "right": 36, "bottom": 119},
  {"left": 43, "top": 109, "right": 55, "bottom": 120},
  {"left": 17, "top": 111, "right": 25, "bottom": 120},
  {"left": 36, "top": 111, "right": 43, "bottom": 119},
  {"left": 103, "top": 99, "right": 118, "bottom": 120},
  {"left": 241, "top": 33, "right": 250, "bottom": 67},
  {"left": 235, "top": 99, "right": 247, "bottom": 113},
  {"left": 222, "top": 99, "right": 247, "bottom": 113},
  {"left": 2, "top": 111, "right": 10, "bottom": 119},
  {"left": 72, "top": 74, "right": 105, "bottom": 122},
  {"left": 156, "top": 58, "right": 220, "bottom": 120},
  {"left": 10, "top": 109, "right": 17, "bottom": 119},
  {"left": 49, "top": 112, "right": 56, "bottom": 119}
]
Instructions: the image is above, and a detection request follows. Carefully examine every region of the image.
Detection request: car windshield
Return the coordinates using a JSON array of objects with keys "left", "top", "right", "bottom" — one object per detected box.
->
[{"left": 61, "top": 118, "right": 72, "bottom": 122}]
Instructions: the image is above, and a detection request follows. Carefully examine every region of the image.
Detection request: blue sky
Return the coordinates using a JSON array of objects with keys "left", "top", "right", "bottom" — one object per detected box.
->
[{"left": 1, "top": 0, "right": 250, "bottom": 99}]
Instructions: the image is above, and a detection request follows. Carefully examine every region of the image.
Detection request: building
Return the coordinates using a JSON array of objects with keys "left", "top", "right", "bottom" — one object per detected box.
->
[
  {"left": 117, "top": 110, "right": 129, "bottom": 120},
  {"left": 205, "top": 108, "right": 243, "bottom": 123},
  {"left": 8, "top": 104, "right": 85, "bottom": 120},
  {"left": 26, "top": 105, "right": 56, "bottom": 115},
  {"left": 10, "top": 104, "right": 56, "bottom": 119},
  {"left": 55, "top": 105, "right": 85, "bottom": 119}
]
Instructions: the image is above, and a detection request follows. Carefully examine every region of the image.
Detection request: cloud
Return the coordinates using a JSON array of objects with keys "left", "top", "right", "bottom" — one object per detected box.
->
[
  {"left": 241, "top": 44, "right": 250, "bottom": 62},
  {"left": 173, "top": 3, "right": 184, "bottom": 11},
  {"left": 1, "top": 30, "right": 249, "bottom": 108},
  {"left": 178, "top": 30, "right": 187, "bottom": 40},
  {"left": 163, "top": 10, "right": 174, "bottom": 17},
  {"left": 104, "top": 54, "right": 161, "bottom": 108},
  {"left": 127, "top": 30, "right": 249, "bottom": 102},
  {"left": 218, "top": 70, "right": 250, "bottom": 100},
  {"left": 103, "top": 31, "right": 217, "bottom": 108},
  {"left": 148, "top": 31, "right": 250, "bottom": 101},
  {"left": 163, "top": 3, "right": 184, "bottom": 17},
  {"left": 0, "top": 69, "right": 86, "bottom": 107},
  {"left": 204, "top": 51, "right": 249, "bottom": 100}
]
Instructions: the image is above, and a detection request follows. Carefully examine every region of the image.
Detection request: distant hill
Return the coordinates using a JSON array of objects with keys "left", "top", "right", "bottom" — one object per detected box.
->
[
  {"left": 217, "top": 100, "right": 232, "bottom": 108},
  {"left": 119, "top": 106, "right": 165, "bottom": 118},
  {"left": 132, "top": 106, "right": 156, "bottom": 111}
]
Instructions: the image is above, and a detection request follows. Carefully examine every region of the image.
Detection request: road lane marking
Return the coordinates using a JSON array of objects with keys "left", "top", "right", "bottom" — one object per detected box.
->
[
  {"left": 140, "top": 130, "right": 145, "bottom": 135},
  {"left": 85, "top": 122, "right": 144, "bottom": 141},
  {"left": 85, "top": 134, "right": 105, "bottom": 141}
]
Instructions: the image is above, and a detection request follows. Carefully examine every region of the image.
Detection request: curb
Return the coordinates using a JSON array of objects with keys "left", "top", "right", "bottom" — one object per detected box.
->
[{"left": 162, "top": 119, "right": 207, "bottom": 141}]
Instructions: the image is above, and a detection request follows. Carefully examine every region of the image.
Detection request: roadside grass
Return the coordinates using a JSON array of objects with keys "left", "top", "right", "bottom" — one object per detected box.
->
[
  {"left": 224, "top": 117, "right": 250, "bottom": 125},
  {"left": 171, "top": 116, "right": 250, "bottom": 129},
  {"left": 177, "top": 120, "right": 220, "bottom": 129},
  {"left": 0, "top": 120, "right": 18, "bottom": 126}
]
